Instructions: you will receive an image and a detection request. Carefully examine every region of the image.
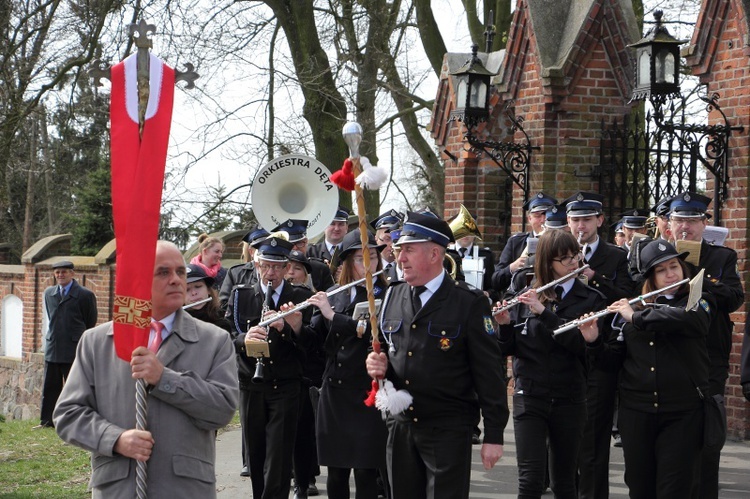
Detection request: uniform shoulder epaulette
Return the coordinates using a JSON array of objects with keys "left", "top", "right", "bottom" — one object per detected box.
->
[
  {"left": 389, "top": 280, "right": 408, "bottom": 289},
  {"left": 706, "top": 242, "right": 736, "bottom": 254},
  {"left": 228, "top": 261, "right": 253, "bottom": 271},
  {"left": 308, "top": 256, "right": 327, "bottom": 264},
  {"left": 585, "top": 284, "right": 608, "bottom": 301},
  {"left": 606, "top": 242, "right": 627, "bottom": 253},
  {"left": 453, "top": 279, "right": 485, "bottom": 297}
]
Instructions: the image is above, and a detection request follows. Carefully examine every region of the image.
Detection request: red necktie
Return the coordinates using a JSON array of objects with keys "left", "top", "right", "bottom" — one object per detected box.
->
[{"left": 149, "top": 321, "right": 165, "bottom": 353}]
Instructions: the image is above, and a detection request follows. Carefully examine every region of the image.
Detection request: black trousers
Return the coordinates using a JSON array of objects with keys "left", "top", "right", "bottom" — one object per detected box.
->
[
  {"left": 619, "top": 405, "right": 703, "bottom": 499},
  {"left": 41, "top": 361, "right": 72, "bottom": 426},
  {"left": 578, "top": 368, "right": 618, "bottom": 499},
  {"left": 240, "top": 382, "right": 300, "bottom": 499},
  {"left": 386, "top": 419, "right": 473, "bottom": 499},
  {"left": 693, "top": 385, "right": 727, "bottom": 499},
  {"left": 513, "top": 393, "right": 585, "bottom": 499},
  {"left": 293, "top": 381, "right": 319, "bottom": 489}
]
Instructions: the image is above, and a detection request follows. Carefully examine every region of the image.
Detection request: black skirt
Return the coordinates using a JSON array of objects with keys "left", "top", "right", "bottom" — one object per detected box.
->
[{"left": 316, "top": 382, "right": 387, "bottom": 469}]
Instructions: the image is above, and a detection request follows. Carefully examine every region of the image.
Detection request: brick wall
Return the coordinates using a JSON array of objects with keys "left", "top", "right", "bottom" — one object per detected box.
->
[{"left": 685, "top": 0, "right": 750, "bottom": 439}]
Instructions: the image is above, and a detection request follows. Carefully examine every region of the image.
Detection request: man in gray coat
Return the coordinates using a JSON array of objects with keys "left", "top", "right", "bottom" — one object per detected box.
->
[
  {"left": 38, "top": 260, "right": 97, "bottom": 428},
  {"left": 54, "top": 241, "right": 239, "bottom": 498}
]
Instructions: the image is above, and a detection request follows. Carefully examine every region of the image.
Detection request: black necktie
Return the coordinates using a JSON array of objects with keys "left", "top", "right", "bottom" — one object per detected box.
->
[
  {"left": 412, "top": 285, "right": 427, "bottom": 314},
  {"left": 555, "top": 285, "right": 564, "bottom": 302},
  {"left": 459, "top": 247, "right": 467, "bottom": 258}
]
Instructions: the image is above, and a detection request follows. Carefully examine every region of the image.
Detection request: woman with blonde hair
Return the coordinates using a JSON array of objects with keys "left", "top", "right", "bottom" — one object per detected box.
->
[{"left": 191, "top": 234, "right": 227, "bottom": 290}]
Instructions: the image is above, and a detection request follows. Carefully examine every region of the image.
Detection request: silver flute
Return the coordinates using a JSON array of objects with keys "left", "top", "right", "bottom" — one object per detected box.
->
[
  {"left": 256, "top": 270, "right": 384, "bottom": 327},
  {"left": 492, "top": 264, "right": 590, "bottom": 315}
]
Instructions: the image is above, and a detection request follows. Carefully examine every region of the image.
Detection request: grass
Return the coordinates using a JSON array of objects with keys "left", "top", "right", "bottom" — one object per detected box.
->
[{"left": 0, "top": 412, "right": 241, "bottom": 498}]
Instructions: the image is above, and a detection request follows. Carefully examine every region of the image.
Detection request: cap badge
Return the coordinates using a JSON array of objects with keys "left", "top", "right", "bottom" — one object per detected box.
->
[
  {"left": 658, "top": 243, "right": 666, "bottom": 251},
  {"left": 576, "top": 193, "right": 584, "bottom": 202},
  {"left": 270, "top": 239, "right": 278, "bottom": 247},
  {"left": 633, "top": 210, "right": 639, "bottom": 216},
  {"left": 684, "top": 193, "right": 691, "bottom": 202},
  {"left": 551, "top": 207, "right": 558, "bottom": 214},
  {"left": 287, "top": 220, "right": 294, "bottom": 227},
  {"left": 537, "top": 192, "right": 543, "bottom": 199}
]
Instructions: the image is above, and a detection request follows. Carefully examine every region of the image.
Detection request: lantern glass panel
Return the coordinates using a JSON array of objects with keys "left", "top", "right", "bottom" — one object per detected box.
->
[
  {"left": 456, "top": 79, "right": 467, "bottom": 109},
  {"left": 638, "top": 51, "right": 651, "bottom": 86},
  {"left": 469, "top": 79, "right": 487, "bottom": 109}
]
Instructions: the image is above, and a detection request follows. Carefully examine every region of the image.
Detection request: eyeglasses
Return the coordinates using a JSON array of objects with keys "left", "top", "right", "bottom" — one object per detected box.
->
[
  {"left": 258, "top": 263, "right": 287, "bottom": 272},
  {"left": 552, "top": 253, "right": 583, "bottom": 266}
]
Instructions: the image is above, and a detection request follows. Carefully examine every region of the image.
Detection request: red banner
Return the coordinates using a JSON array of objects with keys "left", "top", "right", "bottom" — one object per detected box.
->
[{"left": 110, "top": 53, "right": 175, "bottom": 361}]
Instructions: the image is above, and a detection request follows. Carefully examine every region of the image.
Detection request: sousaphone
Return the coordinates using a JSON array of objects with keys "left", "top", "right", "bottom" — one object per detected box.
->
[{"left": 251, "top": 154, "right": 339, "bottom": 240}]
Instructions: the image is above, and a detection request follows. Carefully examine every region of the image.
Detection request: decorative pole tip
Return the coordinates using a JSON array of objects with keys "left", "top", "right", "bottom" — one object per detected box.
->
[{"left": 342, "top": 121, "right": 363, "bottom": 158}]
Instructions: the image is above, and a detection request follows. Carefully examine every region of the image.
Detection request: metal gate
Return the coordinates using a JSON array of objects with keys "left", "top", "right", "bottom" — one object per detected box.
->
[{"left": 598, "top": 96, "right": 740, "bottom": 228}]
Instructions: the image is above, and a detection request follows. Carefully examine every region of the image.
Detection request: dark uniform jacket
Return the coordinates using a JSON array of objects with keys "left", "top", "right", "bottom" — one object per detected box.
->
[
  {"left": 219, "top": 261, "right": 257, "bottom": 313},
  {"left": 584, "top": 240, "right": 634, "bottom": 304},
  {"left": 498, "top": 278, "right": 607, "bottom": 401},
  {"left": 43, "top": 280, "right": 98, "bottom": 363},
  {"left": 383, "top": 262, "right": 400, "bottom": 286},
  {"left": 692, "top": 240, "right": 744, "bottom": 392},
  {"left": 307, "top": 240, "right": 335, "bottom": 265},
  {"left": 586, "top": 291, "right": 714, "bottom": 413},
  {"left": 380, "top": 275, "right": 509, "bottom": 444},
  {"left": 227, "top": 281, "right": 314, "bottom": 389},
  {"left": 309, "top": 257, "right": 335, "bottom": 292},
  {"left": 493, "top": 232, "right": 532, "bottom": 293}
]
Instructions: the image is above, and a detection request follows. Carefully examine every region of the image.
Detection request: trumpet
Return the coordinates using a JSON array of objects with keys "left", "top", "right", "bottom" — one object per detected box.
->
[
  {"left": 256, "top": 270, "right": 385, "bottom": 328},
  {"left": 250, "top": 281, "right": 273, "bottom": 384},
  {"left": 552, "top": 277, "right": 690, "bottom": 335},
  {"left": 492, "top": 264, "right": 590, "bottom": 315}
]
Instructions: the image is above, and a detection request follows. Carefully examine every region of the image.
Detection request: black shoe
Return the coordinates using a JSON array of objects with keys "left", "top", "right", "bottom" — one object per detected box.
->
[
  {"left": 307, "top": 483, "right": 319, "bottom": 496},
  {"left": 240, "top": 466, "right": 250, "bottom": 477},
  {"left": 613, "top": 434, "right": 622, "bottom": 447},
  {"left": 293, "top": 486, "right": 308, "bottom": 499},
  {"left": 471, "top": 433, "right": 481, "bottom": 445}
]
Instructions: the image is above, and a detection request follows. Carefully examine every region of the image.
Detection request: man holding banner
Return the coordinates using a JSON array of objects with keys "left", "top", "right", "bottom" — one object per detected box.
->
[{"left": 54, "top": 241, "right": 238, "bottom": 498}]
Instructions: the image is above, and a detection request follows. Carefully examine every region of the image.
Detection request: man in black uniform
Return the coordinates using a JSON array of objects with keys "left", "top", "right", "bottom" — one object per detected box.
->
[
  {"left": 227, "top": 235, "right": 315, "bottom": 499},
  {"left": 219, "top": 225, "right": 268, "bottom": 313},
  {"left": 492, "top": 192, "right": 557, "bottom": 293},
  {"left": 365, "top": 212, "right": 509, "bottom": 499},
  {"left": 565, "top": 191, "right": 634, "bottom": 499},
  {"left": 371, "top": 209, "right": 404, "bottom": 286},
  {"left": 667, "top": 192, "right": 744, "bottom": 499},
  {"left": 306, "top": 206, "right": 351, "bottom": 268},
  {"left": 619, "top": 209, "right": 649, "bottom": 254},
  {"left": 272, "top": 218, "right": 334, "bottom": 293}
]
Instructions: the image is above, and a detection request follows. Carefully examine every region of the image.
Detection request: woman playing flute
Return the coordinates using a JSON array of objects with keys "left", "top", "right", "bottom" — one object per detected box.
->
[
  {"left": 493, "top": 230, "right": 606, "bottom": 499},
  {"left": 303, "top": 228, "right": 388, "bottom": 499},
  {"left": 577, "top": 240, "right": 714, "bottom": 499}
]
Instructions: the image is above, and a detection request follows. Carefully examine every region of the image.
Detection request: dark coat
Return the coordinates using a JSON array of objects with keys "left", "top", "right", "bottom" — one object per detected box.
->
[
  {"left": 219, "top": 261, "right": 257, "bottom": 313},
  {"left": 309, "top": 284, "right": 388, "bottom": 468},
  {"left": 43, "top": 280, "right": 98, "bottom": 363},
  {"left": 493, "top": 232, "right": 532, "bottom": 293},
  {"left": 306, "top": 240, "right": 334, "bottom": 264},
  {"left": 584, "top": 240, "right": 634, "bottom": 304},
  {"left": 498, "top": 278, "right": 607, "bottom": 401},
  {"left": 309, "top": 257, "right": 335, "bottom": 292},
  {"left": 586, "top": 291, "right": 713, "bottom": 413},
  {"left": 692, "top": 240, "right": 744, "bottom": 392},
  {"left": 228, "top": 280, "right": 314, "bottom": 389},
  {"left": 380, "top": 274, "right": 509, "bottom": 444}
]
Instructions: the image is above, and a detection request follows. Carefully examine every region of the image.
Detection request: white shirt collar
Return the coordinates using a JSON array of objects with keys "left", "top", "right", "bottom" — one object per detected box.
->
[
  {"left": 586, "top": 235, "right": 600, "bottom": 256},
  {"left": 415, "top": 271, "right": 445, "bottom": 306}
]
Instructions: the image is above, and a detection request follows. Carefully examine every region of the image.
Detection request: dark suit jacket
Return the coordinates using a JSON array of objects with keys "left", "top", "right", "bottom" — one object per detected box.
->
[
  {"left": 219, "top": 262, "right": 257, "bottom": 313},
  {"left": 584, "top": 240, "right": 634, "bottom": 304},
  {"left": 228, "top": 280, "right": 314, "bottom": 388},
  {"left": 380, "top": 275, "right": 509, "bottom": 444},
  {"left": 493, "top": 232, "right": 532, "bottom": 293},
  {"left": 44, "top": 280, "right": 98, "bottom": 364},
  {"left": 307, "top": 240, "right": 334, "bottom": 264}
]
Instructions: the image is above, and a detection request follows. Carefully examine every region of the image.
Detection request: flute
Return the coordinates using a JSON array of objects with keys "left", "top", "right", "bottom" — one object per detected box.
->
[
  {"left": 552, "top": 277, "right": 690, "bottom": 335},
  {"left": 183, "top": 297, "right": 212, "bottom": 310},
  {"left": 492, "top": 264, "right": 590, "bottom": 315},
  {"left": 256, "top": 270, "right": 384, "bottom": 327}
]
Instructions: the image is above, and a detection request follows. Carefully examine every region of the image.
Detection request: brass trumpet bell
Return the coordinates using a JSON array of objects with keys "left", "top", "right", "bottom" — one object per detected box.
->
[{"left": 449, "top": 204, "right": 482, "bottom": 240}]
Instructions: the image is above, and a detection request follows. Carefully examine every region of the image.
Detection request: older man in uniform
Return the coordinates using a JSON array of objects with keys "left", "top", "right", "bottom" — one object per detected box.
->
[
  {"left": 492, "top": 192, "right": 557, "bottom": 293},
  {"left": 366, "top": 212, "right": 509, "bottom": 499},
  {"left": 54, "top": 241, "right": 238, "bottom": 498},
  {"left": 565, "top": 191, "right": 634, "bottom": 499},
  {"left": 227, "top": 235, "right": 315, "bottom": 499},
  {"left": 668, "top": 192, "right": 744, "bottom": 499}
]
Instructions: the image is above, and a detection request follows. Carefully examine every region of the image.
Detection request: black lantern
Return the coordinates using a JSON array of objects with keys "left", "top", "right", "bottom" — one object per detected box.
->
[
  {"left": 629, "top": 10, "right": 685, "bottom": 101},
  {"left": 450, "top": 44, "right": 493, "bottom": 126}
]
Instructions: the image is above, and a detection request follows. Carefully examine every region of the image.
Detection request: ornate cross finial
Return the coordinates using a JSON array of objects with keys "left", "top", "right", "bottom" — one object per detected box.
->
[{"left": 128, "top": 19, "right": 156, "bottom": 49}]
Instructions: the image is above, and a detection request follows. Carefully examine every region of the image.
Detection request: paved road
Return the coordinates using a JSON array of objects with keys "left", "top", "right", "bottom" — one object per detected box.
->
[{"left": 215, "top": 418, "right": 750, "bottom": 498}]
